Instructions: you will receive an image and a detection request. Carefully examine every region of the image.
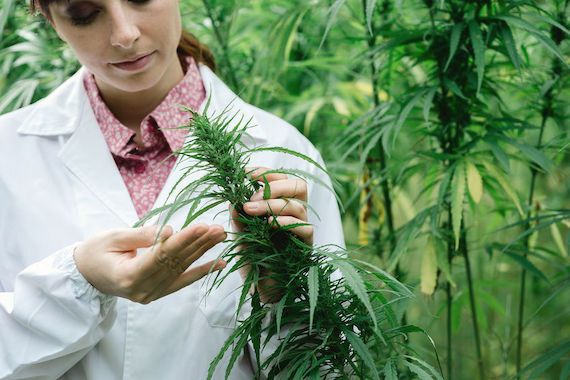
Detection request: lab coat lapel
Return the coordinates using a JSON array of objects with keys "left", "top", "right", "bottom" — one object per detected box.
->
[
  {"left": 55, "top": 73, "right": 138, "bottom": 227},
  {"left": 18, "top": 65, "right": 267, "bottom": 230},
  {"left": 58, "top": 112, "right": 138, "bottom": 227}
]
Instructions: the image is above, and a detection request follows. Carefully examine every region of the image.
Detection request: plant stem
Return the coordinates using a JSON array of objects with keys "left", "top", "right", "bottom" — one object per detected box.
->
[
  {"left": 461, "top": 224, "right": 485, "bottom": 379},
  {"left": 201, "top": 0, "right": 239, "bottom": 90},
  {"left": 446, "top": 209, "right": 453, "bottom": 380},
  {"left": 515, "top": 94, "right": 549, "bottom": 377},
  {"left": 429, "top": 6, "right": 455, "bottom": 377},
  {"left": 360, "top": 0, "right": 397, "bottom": 263},
  {"left": 515, "top": 11, "right": 565, "bottom": 374}
]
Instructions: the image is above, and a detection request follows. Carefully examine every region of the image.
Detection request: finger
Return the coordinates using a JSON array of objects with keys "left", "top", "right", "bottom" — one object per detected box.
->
[
  {"left": 160, "top": 223, "right": 210, "bottom": 253},
  {"left": 243, "top": 199, "right": 307, "bottom": 220},
  {"left": 135, "top": 224, "right": 209, "bottom": 276},
  {"left": 249, "top": 179, "right": 308, "bottom": 202},
  {"left": 246, "top": 167, "right": 288, "bottom": 183},
  {"left": 162, "top": 259, "right": 227, "bottom": 297},
  {"left": 108, "top": 225, "right": 172, "bottom": 251},
  {"left": 179, "top": 226, "right": 227, "bottom": 267},
  {"left": 268, "top": 216, "right": 313, "bottom": 245}
]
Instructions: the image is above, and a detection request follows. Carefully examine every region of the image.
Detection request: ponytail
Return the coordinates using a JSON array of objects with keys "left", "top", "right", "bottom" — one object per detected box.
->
[
  {"left": 178, "top": 30, "right": 216, "bottom": 72},
  {"left": 29, "top": 0, "right": 216, "bottom": 72}
]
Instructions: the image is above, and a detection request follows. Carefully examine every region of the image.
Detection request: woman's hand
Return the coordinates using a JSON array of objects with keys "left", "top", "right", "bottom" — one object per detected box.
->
[
  {"left": 242, "top": 167, "right": 313, "bottom": 245},
  {"left": 73, "top": 224, "right": 227, "bottom": 304},
  {"left": 232, "top": 167, "right": 312, "bottom": 303}
]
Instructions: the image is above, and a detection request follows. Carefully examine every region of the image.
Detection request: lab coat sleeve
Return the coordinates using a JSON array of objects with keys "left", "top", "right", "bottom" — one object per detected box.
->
[{"left": 0, "top": 244, "right": 117, "bottom": 379}]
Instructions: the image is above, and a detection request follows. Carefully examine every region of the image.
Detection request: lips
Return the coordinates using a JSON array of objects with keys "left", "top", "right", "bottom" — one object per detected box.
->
[{"left": 110, "top": 51, "right": 155, "bottom": 72}]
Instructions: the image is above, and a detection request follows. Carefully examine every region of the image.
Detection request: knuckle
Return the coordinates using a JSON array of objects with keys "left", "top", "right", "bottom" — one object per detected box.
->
[{"left": 118, "top": 271, "right": 136, "bottom": 291}]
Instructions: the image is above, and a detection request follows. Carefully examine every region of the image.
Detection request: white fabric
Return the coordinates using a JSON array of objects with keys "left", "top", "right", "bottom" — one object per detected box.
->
[{"left": 0, "top": 64, "right": 345, "bottom": 380}]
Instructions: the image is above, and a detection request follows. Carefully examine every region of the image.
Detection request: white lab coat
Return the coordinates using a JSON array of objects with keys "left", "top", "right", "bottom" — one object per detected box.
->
[{"left": 0, "top": 64, "right": 344, "bottom": 380}]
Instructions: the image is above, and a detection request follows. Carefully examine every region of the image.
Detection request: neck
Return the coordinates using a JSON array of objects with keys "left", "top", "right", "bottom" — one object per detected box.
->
[{"left": 95, "top": 55, "right": 184, "bottom": 132}]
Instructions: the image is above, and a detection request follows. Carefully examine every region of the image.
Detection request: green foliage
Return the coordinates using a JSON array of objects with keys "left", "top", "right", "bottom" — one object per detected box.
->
[
  {"left": 143, "top": 104, "right": 414, "bottom": 379},
  {"left": 1, "top": 0, "right": 569, "bottom": 378}
]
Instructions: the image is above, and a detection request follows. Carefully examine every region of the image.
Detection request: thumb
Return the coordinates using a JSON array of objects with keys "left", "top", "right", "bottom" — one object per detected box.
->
[{"left": 109, "top": 225, "right": 173, "bottom": 251}]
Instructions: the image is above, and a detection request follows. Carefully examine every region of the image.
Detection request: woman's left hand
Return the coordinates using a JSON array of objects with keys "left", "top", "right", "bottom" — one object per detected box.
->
[
  {"left": 230, "top": 167, "right": 312, "bottom": 303},
  {"left": 242, "top": 167, "right": 313, "bottom": 245}
]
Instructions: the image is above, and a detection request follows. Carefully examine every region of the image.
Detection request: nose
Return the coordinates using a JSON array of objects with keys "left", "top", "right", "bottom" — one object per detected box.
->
[{"left": 108, "top": 3, "right": 141, "bottom": 49}]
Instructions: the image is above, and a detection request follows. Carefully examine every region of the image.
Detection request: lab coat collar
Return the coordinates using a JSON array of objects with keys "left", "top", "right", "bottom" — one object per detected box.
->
[
  {"left": 16, "top": 63, "right": 268, "bottom": 227},
  {"left": 16, "top": 64, "right": 268, "bottom": 144}
]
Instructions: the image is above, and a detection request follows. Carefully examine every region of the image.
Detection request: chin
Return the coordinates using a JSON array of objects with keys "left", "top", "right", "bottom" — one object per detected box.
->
[{"left": 104, "top": 71, "right": 161, "bottom": 94}]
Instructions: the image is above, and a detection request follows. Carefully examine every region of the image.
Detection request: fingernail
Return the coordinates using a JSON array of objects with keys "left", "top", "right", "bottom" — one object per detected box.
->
[
  {"left": 250, "top": 192, "right": 263, "bottom": 201},
  {"left": 245, "top": 202, "right": 258, "bottom": 210}
]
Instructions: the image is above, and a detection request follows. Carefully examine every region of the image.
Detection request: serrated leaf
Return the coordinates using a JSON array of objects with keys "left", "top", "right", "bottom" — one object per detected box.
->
[
  {"left": 421, "top": 239, "right": 438, "bottom": 295},
  {"left": 485, "top": 139, "right": 510, "bottom": 173},
  {"left": 275, "top": 296, "right": 286, "bottom": 336},
  {"left": 404, "top": 355, "right": 444, "bottom": 380},
  {"left": 482, "top": 161, "right": 524, "bottom": 217},
  {"left": 247, "top": 146, "right": 327, "bottom": 173},
  {"left": 466, "top": 161, "right": 483, "bottom": 204},
  {"left": 451, "top": 161, "right": 466, "bottom": 250},
  {"left": 495, "top": 16, "right": 569, "bottom": 67},
  {"left": 444, "top": 22, "right": 464, "bottom": 71},
  {"left": 344, "top": 330, "right": 380, "bottom": 380},
  {"left": 320, "top": 0, "right": 346, "bottom": 50},
  {"left": 307, "top": 266, "right": 319, "bottom": 334},
  {"left": 423, "top": 87, "right": 437, "bottom": 122},
  {"left": 405, "top": 361, "right": 432, "bottom": 380},
  {"left": 550, "top": 223, "right": 568, "bottom": 257},
  {"left": 365, "top": 0, "right": 378, "bottom": 36},
  {"left": 499, "top": 135, "right": 553, "bottom": 173},
  {"left": 503, "top": 250, "right": 549, "bottom": 283},
  {"left": 331, "top": 260, "right": 377, "bottom": 328},
  {"left": 435, "top": 238, "right": 456, "bottom": 287},
  {"left": 526, "top": 13, "right": 570, "bottom": 35},
  {"left": 468, "top": 20, "right": 486, "bottom": 94},
  {"left": 384, "top": 360, "right": 398, "bottom": 380},
  {"left": 520, "top": 340, "right": 570, "bottom": 379},
  {"left": 443, "top": 78, "right": 468, "bottom": 100},
  {"left": 383, "top": 89, "right": 426, "bottom": 152},
  {"left": 498, "top": 22, "right": 521, "bottom": 69}
]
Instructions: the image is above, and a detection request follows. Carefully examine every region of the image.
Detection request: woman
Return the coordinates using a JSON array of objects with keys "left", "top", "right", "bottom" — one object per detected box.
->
[{"left": 0, "top": 1, "right": 344, "bottom": 379}]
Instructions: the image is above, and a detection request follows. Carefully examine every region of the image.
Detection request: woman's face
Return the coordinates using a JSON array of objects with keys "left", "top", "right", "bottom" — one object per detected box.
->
[{"left": 49, "top": 0, "right": 182, "bottom": 94}]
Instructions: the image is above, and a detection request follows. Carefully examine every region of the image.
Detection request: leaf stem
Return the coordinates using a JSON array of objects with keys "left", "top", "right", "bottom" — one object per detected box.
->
[
  {"left": 461, "top": 224, "right": 485, "bottom": 379},
  {"left": 515, "top": 11, "right": 565, "bottom": 375}
]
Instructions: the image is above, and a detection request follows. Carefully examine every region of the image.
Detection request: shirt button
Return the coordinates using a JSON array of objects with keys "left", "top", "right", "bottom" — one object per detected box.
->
[{"left": 134, "top": 162, "right": 146, "bottom": 174}]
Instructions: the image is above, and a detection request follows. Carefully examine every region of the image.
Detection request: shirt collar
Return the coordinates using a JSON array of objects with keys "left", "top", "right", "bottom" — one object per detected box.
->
[
  {"left": 81, "top": 55, "right": 204, "bottom": 157},
  {"left": 16, "top": 63, "right": 268, "bottom": 146}
]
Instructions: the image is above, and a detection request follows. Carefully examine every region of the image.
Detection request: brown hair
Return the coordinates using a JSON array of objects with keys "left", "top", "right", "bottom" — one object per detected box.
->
[{"left": 29, "top": 0, "right": 216, "bottom": 71}]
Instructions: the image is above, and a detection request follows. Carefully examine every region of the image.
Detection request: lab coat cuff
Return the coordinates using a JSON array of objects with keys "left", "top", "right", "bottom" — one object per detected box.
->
[{"left": 53, "top": 244, "right": 116, "bottom": 314}]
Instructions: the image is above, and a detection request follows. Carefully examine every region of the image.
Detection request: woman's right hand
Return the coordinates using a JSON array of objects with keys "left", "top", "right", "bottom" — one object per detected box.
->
[{"left": 73, "top": 224, "right": 227, "bottom": 304}]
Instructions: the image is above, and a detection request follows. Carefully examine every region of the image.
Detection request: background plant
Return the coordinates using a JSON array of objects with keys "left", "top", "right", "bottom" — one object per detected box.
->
[{"left": 1, "top": 0, "right": 569, "bottom": 378}]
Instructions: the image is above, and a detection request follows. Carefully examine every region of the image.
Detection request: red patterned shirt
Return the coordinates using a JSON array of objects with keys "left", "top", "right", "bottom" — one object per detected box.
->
[{"left": 83, "top": 56, "right": 206, "bottom": 218}]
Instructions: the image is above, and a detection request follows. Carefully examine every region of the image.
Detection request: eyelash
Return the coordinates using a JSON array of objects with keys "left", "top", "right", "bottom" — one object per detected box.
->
[{"left": 70, "top": 0, "right": 151, "bottom": 27}]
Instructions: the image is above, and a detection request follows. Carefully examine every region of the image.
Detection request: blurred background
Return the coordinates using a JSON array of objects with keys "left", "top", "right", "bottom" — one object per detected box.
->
[{"left": 1, "top": 0, "right": 569, "bottom": 378}]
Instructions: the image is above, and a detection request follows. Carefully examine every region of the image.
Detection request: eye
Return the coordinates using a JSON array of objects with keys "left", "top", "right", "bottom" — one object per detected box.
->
[
  {"left": 67, "top": 2, "right": 100, "bottom": 26},
  {"left": 128, "top": 0, "right": 152, "bottom": 4},
  {"left": 70, "top": 11, "right": 100, "bottom": 26}
]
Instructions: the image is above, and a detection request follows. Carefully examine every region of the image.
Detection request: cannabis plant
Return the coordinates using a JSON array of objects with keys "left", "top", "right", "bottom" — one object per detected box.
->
[{"left": 137, "top": 100, "right": 428, "bottom": 379}]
